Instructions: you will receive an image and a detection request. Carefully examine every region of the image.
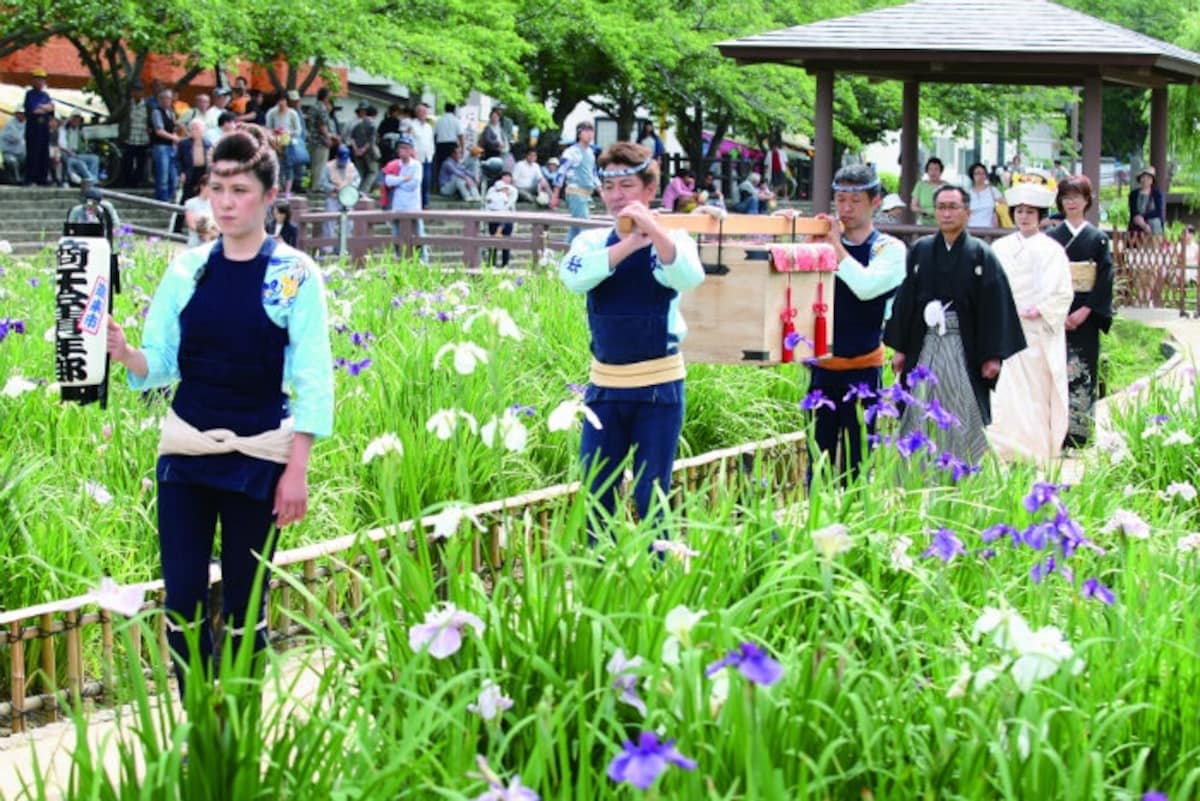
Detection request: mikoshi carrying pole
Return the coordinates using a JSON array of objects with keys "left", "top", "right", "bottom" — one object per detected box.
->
[{"left": 55, "top": 203, "right": 120, "bottom": 407}]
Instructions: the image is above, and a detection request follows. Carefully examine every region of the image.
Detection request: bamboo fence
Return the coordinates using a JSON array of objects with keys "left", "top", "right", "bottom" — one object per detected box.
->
[{"left": 0, "top": 431, "right": 807, "bottom": 734}]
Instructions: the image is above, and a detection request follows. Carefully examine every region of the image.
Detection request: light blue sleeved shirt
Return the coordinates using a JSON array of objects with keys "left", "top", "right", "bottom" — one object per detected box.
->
[
  {"left": 130, "top": 241, "right": 335, "bottom": 437},
  {"left": 559, "top": 226, "right": 704, "bottom": 344},
  {"left": 837, "top": 231, "right": 907, "bottom": 318}
]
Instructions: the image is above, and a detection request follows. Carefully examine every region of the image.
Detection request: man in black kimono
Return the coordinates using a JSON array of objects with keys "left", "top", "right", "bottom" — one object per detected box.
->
[
  {"left": 1045, "top": 175, "right": 1113, "bottom": 447},
  {"left": 884, "top": 185, "right": 1026, "bottom": 464}
]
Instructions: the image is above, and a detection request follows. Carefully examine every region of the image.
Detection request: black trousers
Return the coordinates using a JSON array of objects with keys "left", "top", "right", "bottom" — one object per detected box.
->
[{"left": 158, "top": 481, "right": 277, "bottom": 698}]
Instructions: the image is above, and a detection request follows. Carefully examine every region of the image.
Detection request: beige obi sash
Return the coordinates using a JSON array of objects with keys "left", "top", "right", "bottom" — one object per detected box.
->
[
  {"left": 158, "top": 408, "right": 294, "bottom": 464},
  {"left": 590, "top": 353, "right": 686, "bottom": 388},
  {"left": 1069, "top": 260, "right": 1096, "bottom": 293}
]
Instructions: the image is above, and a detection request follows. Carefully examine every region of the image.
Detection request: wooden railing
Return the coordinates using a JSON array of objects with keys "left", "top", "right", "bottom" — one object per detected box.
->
[
  {"left": 1110, "top": 231, "right": 1190, "bottom": 316},
  {"left": 0, "top": 431, "right": 807, "bottom": 734},
  {"left": 291, "top": 200, "right": 612, "bottom": 266}
]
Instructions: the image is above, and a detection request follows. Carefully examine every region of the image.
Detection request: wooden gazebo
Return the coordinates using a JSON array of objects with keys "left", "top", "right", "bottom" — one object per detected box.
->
[{"left": 718, "top": 0, "right": 1200, "bottom": 222}]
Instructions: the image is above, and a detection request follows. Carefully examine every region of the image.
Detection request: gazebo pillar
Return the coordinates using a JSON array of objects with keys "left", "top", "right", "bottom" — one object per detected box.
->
[
  {"left": 1150, "top": 87, "right": 1169, "bottom": 193},
  {"left": 1082, "top": 77, "right": 1102, "bottom": 224},
  {"left": 813, "top": 69, "right": 835, "bottom": 213},
  {"left": 900, "top": 80, "right": 920, "bottom": 225}
]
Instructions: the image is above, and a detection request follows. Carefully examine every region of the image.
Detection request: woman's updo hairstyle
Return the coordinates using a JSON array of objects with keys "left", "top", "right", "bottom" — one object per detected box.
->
[{"left": 211, "top": 124, "right": 279, "bottom": 191}]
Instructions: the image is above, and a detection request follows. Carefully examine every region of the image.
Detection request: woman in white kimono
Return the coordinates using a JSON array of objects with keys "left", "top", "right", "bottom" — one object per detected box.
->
[{"left": 988, "top": 183, "right": 1074, "bottom": 464}]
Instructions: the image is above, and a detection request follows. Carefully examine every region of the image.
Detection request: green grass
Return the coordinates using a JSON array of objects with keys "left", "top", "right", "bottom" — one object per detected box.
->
[
  {"left": 1102, "top": 316, "right": 1174, "bottom": 395},
  {"left": 3, "top": 243, "right": 1198, "bottom": 800}
]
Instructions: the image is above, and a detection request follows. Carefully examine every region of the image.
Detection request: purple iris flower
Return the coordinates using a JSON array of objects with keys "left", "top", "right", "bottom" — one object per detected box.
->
[
  {"left": 29, "top": 277, "right": 40, "bottom": 288},
  {"left": 784, "top": 331, "right": 812, "bottom": 351},
  {"left": 801, "top": 389, "right": 836, "bottom": 412},
  {"left": 880, "top": 383, "right": 917, "bottom": 406},
  {"left": 1147, "top": 415, "right": 1170, "bottom": 425},
  {"left": 1054, "top": 509, "right": 1088, "bottom": 558},
  {"left": 1030, "top": 554, "right": 1057, "bottom": 584},
  {"left": 981, "top": 523, "right": 1019, "bottom": 545},
  {"left": 895, "top": 429, "right": 930, "bottom": 459},
  {"left": 904, "top": 364, "right": 938, "bottom": 388},
  {"left": 978, "top": 547, "right": 997, "bottom": 560},
  {"left": 607, "top": 732, "right": 697, "bottom": 790},
  {"left": 705, "top": 642, "right": 783, "bottom": 686},
  {"left": 390, "top": 295, "right": 405, "bottom": 308},
  {"left": 347, "top": 357, "right": 372, "bottom": 376},
  {"left": 867, "top": 433, "right": 892, "bottom": 449},
  {"left": 1023, "top": 482, "right": 1066, "bottom": 514},
  {"left": 350, "top": 331, "right": 374, "bottom": 349},
  {"left": 117, "top": 223, "right": 134, "bottom": 237},
  {"left": 509, "top": 403, "right": 537, "bottom": 417},
  {"left": 924, "top": 398, "right": 959, "bottom": 430},
  {"left": 1142, "top": 792, "right": 1167, "bottom": 801},
  {"left": 334, "top": 357, "right": 348, "bottom": 369},
  {"left": 1021, "top": 522, "right": 1054, "bottom": 551},
  {"left": 842, "top": 382, "right": 876, "bottom": 403},
  {"left": 1081, "top": 577, "right": 1115, "bottom": 605},
  {"left": 0, "top": 318, "right": 20, "bottom": 342},
  {"left": 436, "top": 311, "right": 451, "bottom": 322},
  {"left": 864, "top": 400, "right": 900, "bottom": 424},
  {"left": 567, "top": 382, "right": 586, "bottom": 396},
  {"left": 923, "top": 528, "right": 965, "bottom": 563}
]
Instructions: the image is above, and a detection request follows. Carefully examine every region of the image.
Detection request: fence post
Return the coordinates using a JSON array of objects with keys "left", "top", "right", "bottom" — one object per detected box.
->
[
  {"left": 463, "top": 218, "right": 482, "bottom": 268},
  {"left": 9, "top": 621, "right": 25, "bottom": 734}
]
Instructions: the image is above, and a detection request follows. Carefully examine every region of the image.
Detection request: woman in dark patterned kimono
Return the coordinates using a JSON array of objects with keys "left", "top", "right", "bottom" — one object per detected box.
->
[{"left": 1046, "top": 175, "right": 1113, "bottom": 447}]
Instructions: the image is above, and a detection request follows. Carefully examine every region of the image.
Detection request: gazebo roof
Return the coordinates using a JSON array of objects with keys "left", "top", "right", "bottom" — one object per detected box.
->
[{"left": 717, "top": 0, "right": 1200, "bottom": 87}]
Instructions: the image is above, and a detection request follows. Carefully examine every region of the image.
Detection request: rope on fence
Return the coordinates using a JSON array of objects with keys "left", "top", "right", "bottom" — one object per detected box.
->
[{"left": 0, "top": 430, "right": 807, "bottom": 733}]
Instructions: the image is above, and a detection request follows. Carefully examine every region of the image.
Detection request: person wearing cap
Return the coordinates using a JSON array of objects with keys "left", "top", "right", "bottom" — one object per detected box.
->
[
  {"left": 1127, "top": 165, "right": 1165, "bottom": 239},
  {"left": 350, "top": 102, "right": 379, "bottom": 192},
  {"left": 318, "top": 144, "right": 361, "bottom": 243},
  {"left": 798, "top": 165, "right": 908, "bottom": 481},
  {"left": 549, "top": 120, "right": 598, "bottom": 242},
  {"left": 542, "top": 155, "right": 559, "bottom": 184},
  {"left": 1046, "top": 175, "right": 1113, "bottom": 447},
  {"left": 1, "top": 110, "right": 25, "bottom": 183},
  {"left": 120, "top": 81, "right": 151, "bottom": 188},
  {"left": 210, "top": 87, "right": 231, "bottom": 119},
  {"left": 558, "top": 140, "right": 704, "bottom": 539},
  {"left": 988, "top": 183, "right": 1074, "bottom": 464},
  {"left": 381, "top": 135, "right": 424, "bottom": 258},
  {"left": 23, "top": 68, "right": 56, "bottom": 186},
  {"left": 67, "top": 185, "right": 121, "bottom": 228},
  {"left": 884, "top": 184, "right": 1026, "bottom": 466},
  {"left": 265, "top": 92, "right": 305, "bottom": 195},
  {"left": 876, "top": 192, "right": 906, "bottom": 224}
]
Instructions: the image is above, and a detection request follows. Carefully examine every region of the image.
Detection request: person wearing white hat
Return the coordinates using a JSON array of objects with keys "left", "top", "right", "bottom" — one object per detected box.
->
[
  {"left": 1127, "top": 164, "right": 1165, "bottom": 238},
  {"left": 876, "top": 192, "right": 906, "bottom": 223},
  {"left": 987, "top": 183, "right": 1074, "bottom": 464}
]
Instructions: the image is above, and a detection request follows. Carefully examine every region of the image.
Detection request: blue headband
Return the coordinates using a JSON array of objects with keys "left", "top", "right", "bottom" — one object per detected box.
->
[
  {"left": 597, "top": 159, "right": 653, "bottom": 179},
  {"left": 831, "top": 177, "right": 881, "bottom": 193}
]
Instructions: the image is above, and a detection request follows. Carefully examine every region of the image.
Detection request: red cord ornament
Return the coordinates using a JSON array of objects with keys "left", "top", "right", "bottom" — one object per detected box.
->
[
  {"left": 781, "top": 279, "right": 797, "bottom": 363},
  {"left": 812, "top": 278, "right": 829, "bottom": 358}
]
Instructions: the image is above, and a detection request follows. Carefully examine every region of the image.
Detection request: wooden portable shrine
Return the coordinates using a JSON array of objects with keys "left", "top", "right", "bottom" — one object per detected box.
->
[{"left": 621, "top": 213, "right": 837, "bottom": 364}]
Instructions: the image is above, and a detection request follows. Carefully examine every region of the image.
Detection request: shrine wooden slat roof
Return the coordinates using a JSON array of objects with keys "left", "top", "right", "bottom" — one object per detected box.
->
[{"left": 717, "top": 0, "right": 1200, "bottom": 87}]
